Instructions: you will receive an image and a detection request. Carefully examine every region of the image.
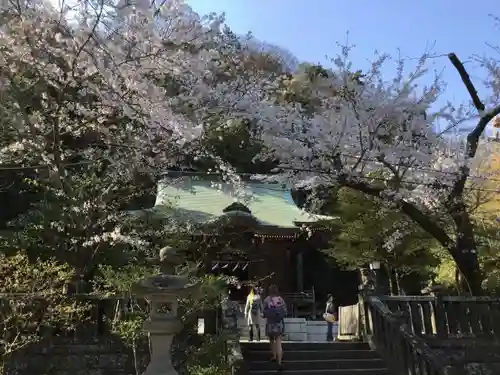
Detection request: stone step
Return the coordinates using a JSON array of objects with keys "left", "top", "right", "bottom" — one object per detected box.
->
[
  {"left": 247, "top": 358, "right": 385, "bottom": 371},
  {"left": 241, "top": 335, "right": 337, "bottom": 342},
  {"left": 243, "top": 349, "right": 380, "bottom": 361},
  {"left": 240, "top": 336, "right": 337, "bottom": 342},
  {"left": 241, "top": 337, "right": 335, "bottom": 343},
  {"left": 247, "top": 369, "right": 389, "bottom": 375},
  {"left": 241, "top": 341, "right": 388, "bottom": 375},
  {"left": 241, "top": 342, "right": 370, "bottom": 352}
]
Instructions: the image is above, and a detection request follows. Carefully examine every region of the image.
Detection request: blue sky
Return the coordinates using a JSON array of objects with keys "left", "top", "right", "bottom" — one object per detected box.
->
[{"left": 187, "top": 0, "right": 499, "bottom": 135}]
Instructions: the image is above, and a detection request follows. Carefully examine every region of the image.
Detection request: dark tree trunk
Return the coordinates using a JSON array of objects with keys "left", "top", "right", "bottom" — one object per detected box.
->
[
  {"left": 453, "top": 236, "right": 482, "bottom": 295},
  {"left": 388, "top": 267, "right": 399, "bottom": 296},
  {"left": 337, "top": 157, "right": 485, "bottom": 295},
  {"left": 448, "top": 198, "right": 483, "bottom": 295}
]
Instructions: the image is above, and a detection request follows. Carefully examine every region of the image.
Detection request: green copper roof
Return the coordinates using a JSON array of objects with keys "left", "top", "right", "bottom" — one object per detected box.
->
[{"left": 153, "top": 177, "right": 333, "bottom": 228}]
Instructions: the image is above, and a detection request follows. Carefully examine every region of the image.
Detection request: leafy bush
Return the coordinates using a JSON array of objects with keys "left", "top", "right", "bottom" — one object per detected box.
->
[{"left": 0, "top": 252, "right": 89, "bottom": 372}]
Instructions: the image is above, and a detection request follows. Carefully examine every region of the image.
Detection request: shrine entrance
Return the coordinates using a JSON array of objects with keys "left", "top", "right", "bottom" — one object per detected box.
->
[
  {"left": 302, "top": 249, "right": 359, "bottom": 307},
  {"left": 211, "top": 260, "right": 251, "bottom": 302}
]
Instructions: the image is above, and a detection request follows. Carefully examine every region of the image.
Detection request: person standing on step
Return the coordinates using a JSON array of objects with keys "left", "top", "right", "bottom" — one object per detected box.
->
[
  {"left": 245, "top": 286, "right": 263, "bottom": 341},
  {"left": 263, "top": 284, "right": 287, "bottom": 371},
  {"left": 324, "top": 294, "right": 337, "bottom": 342}
]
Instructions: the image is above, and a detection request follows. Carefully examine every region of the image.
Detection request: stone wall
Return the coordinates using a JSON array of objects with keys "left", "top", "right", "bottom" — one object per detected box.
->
[
  {"left": 237, "top": 315, "right": 340, "bottom": 342},
  {"left": 4, "top": 335, "right": 150, "bottom": 375}
]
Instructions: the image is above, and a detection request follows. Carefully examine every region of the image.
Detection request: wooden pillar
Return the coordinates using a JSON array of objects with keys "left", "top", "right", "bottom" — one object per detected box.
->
[
  {"left": 296, "top": 252, "right": 304, "bottom": 292},
  {"left": 281, "top": 245, "right": 293, "bottom": 293},
  {"left": 266, "top": 241, "right": 287, "bottom": 293}
]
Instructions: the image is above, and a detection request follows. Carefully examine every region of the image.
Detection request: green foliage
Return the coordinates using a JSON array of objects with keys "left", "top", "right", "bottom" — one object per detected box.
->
[
  {"left": 320, "top": 187, "right": 442, "bottom": 294},
  {"left": 188, "top": 365, "right": 229, "bottom": 375},
  {"left": 0, "top": 252, "right": 89, "bottom": 368},
  {"left": 200, "top": 118, "right": 267, "bottom": 173},
  {"left": 92, "top": 264, "right": 158, "bottom": 347},
  {"left": 185, "top": 334, "right": 231, "bottom": 375},
  {"left": 327, "top": 187, "right": 439, "bottom": 273},
  {"left": 92, "top": 261, "right": 232, "bottom": 375},
  {"left": 174, "top": 328, "right": 231, "bottom": 375},
  {"left": 173, "top": 272, "right": 234, "bottom": 375},
  {"left": 434, "top": 256, "right": 458, "bottom": 291},
  {"left": 473, "top": 215, "right": 500, "bottom": 295},
  {"left": 275, "top": 63, "right": 365, "bottom": 116},
  {"left": 409, "top": 213, "right": 500, "bottom": 295},
  {"left": 181, "top": 274, "right": 232, "bottom": 319},
  {"left": 0, "top": 167, "right": 167, "bottom": 291},
  {"left": 93, "top": 264, "right": 159, "bottom": 296},
  {"left": 109, "top": 310, "right": 147, "bottom": 347}
]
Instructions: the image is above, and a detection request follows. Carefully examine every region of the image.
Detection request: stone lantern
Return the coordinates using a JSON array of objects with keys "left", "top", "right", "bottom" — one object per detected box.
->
[{"left": 133, "top": 246, "right": 200, "bottom": 375}]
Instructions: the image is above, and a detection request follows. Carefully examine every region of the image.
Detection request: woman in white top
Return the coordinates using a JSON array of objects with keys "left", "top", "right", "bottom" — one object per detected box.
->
[{"left": 245, "top": 286, "right": 263, "bottom": 341}]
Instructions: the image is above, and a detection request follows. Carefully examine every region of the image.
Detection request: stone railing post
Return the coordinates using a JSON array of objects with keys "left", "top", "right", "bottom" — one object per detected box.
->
[
  {"left": 220, "top": 295, "right": 243, "bottom": 369},
  {"left": 133, "top": 246, "right": 200, "bottom": 375}
]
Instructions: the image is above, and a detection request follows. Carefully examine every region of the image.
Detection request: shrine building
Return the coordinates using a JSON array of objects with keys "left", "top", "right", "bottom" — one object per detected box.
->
[{"left": 148, "top": 171, "right": 359, "bottom": 317}]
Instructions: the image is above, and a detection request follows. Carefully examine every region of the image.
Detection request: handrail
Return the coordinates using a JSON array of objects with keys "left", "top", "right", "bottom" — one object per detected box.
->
[
  {"left": 378, "top": 295, "right": 500, "bottom": 303},
  {"left": 362, "top": 294, "right": 451, "bottom": 375},
  {"left": 376, "top": 295, "right": 500, "bottom": 338}
]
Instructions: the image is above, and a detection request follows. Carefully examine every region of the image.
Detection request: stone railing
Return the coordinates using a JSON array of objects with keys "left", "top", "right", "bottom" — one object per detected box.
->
[
  {"left": 362, "top": 294, "right": 500, "bottom": 375},
  {"left": 362, "top": 295, "right": 450, "bottom": 375},
  {"left": 219, "top": 296, "right": 244, "bottom": 374},
  {"left": 378, "top": 295, "right": 500, "bottom": 338}
]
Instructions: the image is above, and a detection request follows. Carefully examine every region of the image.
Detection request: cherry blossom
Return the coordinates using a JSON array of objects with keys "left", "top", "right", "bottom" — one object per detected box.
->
[
  {"left": 254, "top": 47, "right": 500, "bottom": 294},
  {"left": 0, "top": 0, "right": 230, "bottom": 177},
  {"left": 0, "top": 0, "right": 245, "bottom": 270}
]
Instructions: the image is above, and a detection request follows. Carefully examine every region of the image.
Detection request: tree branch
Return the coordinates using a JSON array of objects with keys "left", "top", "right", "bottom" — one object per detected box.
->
[
  {"left": 448, "top": 53, "right": 484, "bottom": 112},
  {"left": 448, "top": 53, "right": 500, "bottom": 158},
  {"left": 331, "top": 151, "right": 453, "bottom": 247},
  {"left": 337, "top": 174, "right": 453, "bottom": 248},
  {"left": 0, "top": 160, "right": 95, "bottom": 172},
  {"left": 447, "top": 53, "right": 500, "bottom": 207}
]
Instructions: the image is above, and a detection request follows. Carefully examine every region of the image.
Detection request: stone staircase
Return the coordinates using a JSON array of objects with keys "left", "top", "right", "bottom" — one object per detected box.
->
[{"left": 240, "top": 342, "right": 389, "bottom": 375}]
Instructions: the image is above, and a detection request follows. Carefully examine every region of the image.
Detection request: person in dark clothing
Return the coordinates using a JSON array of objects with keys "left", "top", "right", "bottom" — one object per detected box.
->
[
  {"left": 324, "top": 294, "right": 337, "bottom": 342},
  {"left": 263, "top": 284, "right": 287, "bottom": 371}
]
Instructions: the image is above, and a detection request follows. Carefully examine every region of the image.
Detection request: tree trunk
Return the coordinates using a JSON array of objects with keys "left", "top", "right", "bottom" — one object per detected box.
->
[
  {"left": 452, "top": 235, "right": 483, "bottom": 295},
  {"left": 339, "top": 177, "right": 484, "bottom": 295},
  {"left": 388, "top": 267, "right": 399, "bottom": 296},
  {"left": 132, "top": 338, "right": 140, "bottom": 375},
  {"left": 449, "top": 199, "right": 483, "bottom": 295}
]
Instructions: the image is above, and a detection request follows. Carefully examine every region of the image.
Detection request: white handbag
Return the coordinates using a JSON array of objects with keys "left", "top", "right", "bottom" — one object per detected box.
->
[{"left": 323, "top": 312, "right": 336, "bottom": 323}]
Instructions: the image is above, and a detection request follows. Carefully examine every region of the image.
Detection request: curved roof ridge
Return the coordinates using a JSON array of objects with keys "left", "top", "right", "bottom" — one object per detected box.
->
[{"left": 154, "top": 176, "right": 336, "bottom": 228}]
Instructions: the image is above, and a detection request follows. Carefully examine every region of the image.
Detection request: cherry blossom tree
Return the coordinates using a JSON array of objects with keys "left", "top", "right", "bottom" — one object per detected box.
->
[
  {"left": 0, "top": 5, "right": 260, "bottom": 369},
  {"left": 0, "top": 0, "right": 226, "bottom": 176},
  {"left": 0, "top": 0, "right": 242, "bottom": 284},
  {"left": 4, "top": 0, "right": 499, "bottom": 297},
  {"left": 256, "top": 47, "right": 500, "bottom": 295}
]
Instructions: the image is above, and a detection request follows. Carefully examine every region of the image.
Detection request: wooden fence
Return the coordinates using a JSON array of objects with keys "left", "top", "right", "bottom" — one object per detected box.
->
[
  {"left": 362, "top": 295, "right": 448, "bottom": 375},
  {"left": 378, "top": 295, "right": 500, "bottom": 338}
]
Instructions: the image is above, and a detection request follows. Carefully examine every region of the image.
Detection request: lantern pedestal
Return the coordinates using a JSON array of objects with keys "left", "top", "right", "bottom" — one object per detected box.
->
[{"left": 133, "top": 247, "right": 199, "bottom": 375}]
